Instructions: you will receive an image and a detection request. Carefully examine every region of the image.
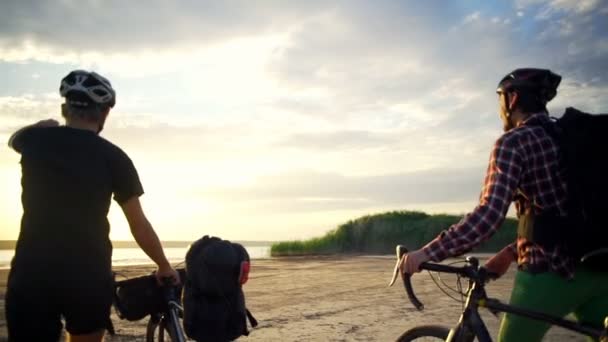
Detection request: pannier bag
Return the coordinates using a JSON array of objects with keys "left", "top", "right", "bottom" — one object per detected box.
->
[
  {"left": 113, "top": 269, "right": 186, "bottom": 321},
  {"left": 183, "top": 235, "right": 257, "bottom": 341}
]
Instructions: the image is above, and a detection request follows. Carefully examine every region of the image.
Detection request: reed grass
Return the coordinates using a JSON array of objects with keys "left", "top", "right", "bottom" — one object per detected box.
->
[{"left": 271, "top": 211, "right": 517, "bottom": 256}]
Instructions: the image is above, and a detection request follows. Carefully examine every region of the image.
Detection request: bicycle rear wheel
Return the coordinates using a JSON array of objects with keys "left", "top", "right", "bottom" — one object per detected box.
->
[{"left": 396, "top": 325, "right": 450, "bottom": 341}]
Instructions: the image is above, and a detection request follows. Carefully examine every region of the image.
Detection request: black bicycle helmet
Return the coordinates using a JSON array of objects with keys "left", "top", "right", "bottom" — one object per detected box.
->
[
  {"left": 59, "top": 70, "right": 116, "bottom": 108},
  {"left": 497, "top": 68, "right": 561, "bottom": 104}
]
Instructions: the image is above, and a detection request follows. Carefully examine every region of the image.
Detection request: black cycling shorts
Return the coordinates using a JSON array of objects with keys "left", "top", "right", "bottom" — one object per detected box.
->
[{"left": 5, "top": 269, "right": 113, "bottom": 341}]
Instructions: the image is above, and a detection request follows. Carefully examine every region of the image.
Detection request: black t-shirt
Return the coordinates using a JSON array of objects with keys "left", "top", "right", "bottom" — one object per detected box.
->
[{"left": 10, "top": 126, "right": 144, "bottom": 276}]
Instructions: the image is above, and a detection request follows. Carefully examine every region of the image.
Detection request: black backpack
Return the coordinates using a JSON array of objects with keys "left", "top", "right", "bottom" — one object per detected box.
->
[
  {"left": 183, "top": 235, "right": 258, "bottom": 342},
  {"left": 522, "top": 107, "right": 608, "bottom": 270}
]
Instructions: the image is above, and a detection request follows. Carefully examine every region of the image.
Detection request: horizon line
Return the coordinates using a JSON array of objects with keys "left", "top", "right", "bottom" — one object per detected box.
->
[{"left": 0, "top": 239, "right": 276, "bottom": 250}]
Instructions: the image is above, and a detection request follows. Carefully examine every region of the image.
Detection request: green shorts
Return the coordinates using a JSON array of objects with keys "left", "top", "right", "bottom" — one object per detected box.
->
[{"left": 498, "top": 267, "right": 608, "bottom": 342}]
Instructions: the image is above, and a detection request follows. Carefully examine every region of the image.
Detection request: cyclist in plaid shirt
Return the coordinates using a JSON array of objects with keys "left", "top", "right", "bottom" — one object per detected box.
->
[{"left": 400, "top": 68, "right": 608, "bottom": 341}]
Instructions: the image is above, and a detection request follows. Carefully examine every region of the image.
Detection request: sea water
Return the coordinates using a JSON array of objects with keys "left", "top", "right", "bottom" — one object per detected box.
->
[{"left": 0, "top": 245, "right": 271, "bottom": 269}]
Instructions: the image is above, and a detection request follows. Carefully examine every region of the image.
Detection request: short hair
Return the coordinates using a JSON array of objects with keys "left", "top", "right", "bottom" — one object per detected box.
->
[
  {"left": 63, "top": 103, "right": 109, "bottom": 121},
  {"left": 512, "top": 91, "right": 547, "bottom": 114}
]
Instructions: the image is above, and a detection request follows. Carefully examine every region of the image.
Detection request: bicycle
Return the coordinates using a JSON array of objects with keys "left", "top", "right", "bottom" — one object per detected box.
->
[
  {"left": 388, "top": 245, "right": 608, "bottom": 341},
  {"left": 112, "top": 268, "right": 188, "bottom": 342}
]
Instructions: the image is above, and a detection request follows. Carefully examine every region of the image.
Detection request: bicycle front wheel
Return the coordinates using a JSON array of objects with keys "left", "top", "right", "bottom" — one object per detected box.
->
[
  {"left": 396, "top": 325, "right": 450, "bottom": 341},
  {"left": 146, "top": 316, "right": 170, "bottom": 342}
]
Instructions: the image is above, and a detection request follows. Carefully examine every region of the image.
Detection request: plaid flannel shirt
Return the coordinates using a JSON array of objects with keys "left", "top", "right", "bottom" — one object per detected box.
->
[{"left": 422, "top": 113, "right": 575, "bottom": 278}]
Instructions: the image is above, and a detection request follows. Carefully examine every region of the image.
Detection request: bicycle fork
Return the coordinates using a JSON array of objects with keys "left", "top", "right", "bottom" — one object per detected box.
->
[
  {"left": 167, "top": 301, "right": 186, "bottom": 342},
  {"left": 446, "top": 281, "right": 493, "bottom": 342},
  {"left": 446, "top": 307, "right": 492, "bottom": 342}
]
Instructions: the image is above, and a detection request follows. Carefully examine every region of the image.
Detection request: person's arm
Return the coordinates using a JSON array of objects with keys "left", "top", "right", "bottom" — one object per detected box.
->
[
  {"left": 421, "top": 136, "right": 523, "bottom": 261},
  {"left": 484, "top": 242, "right": 517, "bottom": 277},
  {"left": 8, "top": 119, "right": 59, "bottom": 152},
  {"left": 402, "top": 135, "right": 524, "bottom": 274},
  {"left": 121, "top": 196, "right": 180, "bottom": 283}
]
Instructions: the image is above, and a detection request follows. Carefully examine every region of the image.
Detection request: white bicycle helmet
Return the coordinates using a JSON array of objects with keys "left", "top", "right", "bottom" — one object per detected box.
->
[{"left": 60, "top": 70, "right": 116, "bottom": 108}]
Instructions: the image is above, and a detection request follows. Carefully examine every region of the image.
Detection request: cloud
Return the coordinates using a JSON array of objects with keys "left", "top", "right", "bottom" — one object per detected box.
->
[
  {"left": 550, "top": 79, "right": 608, "bottom": 113},
  {"left": 547, "top": 0, "right": 601, "bottom": 15},
  {"left": 0, "top": 34, "right": 289, "bottom": 87},
  {"left": 270, "top": 1, "right": 608, "bottom": 118},
  {"left": 278, "top": 130, "right": 398, "bottom": 151},
  {"left": 1, "top": 2, "right": 607, "bottom": 241},
  {"left": 203, "top": 167, "right": 485, "bottom": 212},
  {"left": 463, "top": 11, "right": 482, "bottom": 24},
  {"left": 4, "top": 1, "right": 606, "bottom": 99},
  {"left": 0, "top": 93, "right": 59, "bottom": 129},
  {"left": 3, "top": 2, "right": 605, "bottom": 155},
  {"left": 0, "top": 1, "right": 322, "bottom": 52},
  {"left": 515, "top": 0, "right": 601, "bottom": 13}
]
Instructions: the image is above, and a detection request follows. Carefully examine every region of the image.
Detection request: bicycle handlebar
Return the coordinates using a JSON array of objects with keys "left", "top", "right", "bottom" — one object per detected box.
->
[
  {"left": 390, "top": 245, "right": 424, "bottom": 310},
  {"left": 161, "top": 268, "right": 187, "bottom": 302},
  {"left": 389, "top": 245, "right": 493, "bottom": 311},
  {"left": 389, "top": 245, "right": 608, "bottom": 340}
]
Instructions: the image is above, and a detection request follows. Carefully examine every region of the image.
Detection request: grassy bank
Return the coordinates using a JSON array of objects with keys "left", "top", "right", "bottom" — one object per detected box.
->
[{"left": 271, "top": 211, "right": 517, "bottom": 256}]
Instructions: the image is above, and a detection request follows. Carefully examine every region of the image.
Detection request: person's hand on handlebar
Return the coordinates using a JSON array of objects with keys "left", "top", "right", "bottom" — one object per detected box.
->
[
  {"left": 155, "top": 263, "right": 181, "bottom": 286},
  {"left": 399, "top": 249, "right": 431, "bottom": 275}
]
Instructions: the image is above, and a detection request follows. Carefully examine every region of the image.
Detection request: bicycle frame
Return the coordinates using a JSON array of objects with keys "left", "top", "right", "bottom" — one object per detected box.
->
[
  {"left": 390, "top": 245, "right": 607, "bottom": 342},
  {"left": 445, "top": 277, "right": 604, "bottom": 342},
  {"left": 150, "top": 279, "right": 187, "bottom": 342}
]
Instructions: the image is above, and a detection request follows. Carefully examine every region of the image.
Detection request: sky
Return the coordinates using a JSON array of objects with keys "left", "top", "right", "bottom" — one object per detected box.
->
[{"left": 1, "top": 0, "right": 607, "bottom": 242}]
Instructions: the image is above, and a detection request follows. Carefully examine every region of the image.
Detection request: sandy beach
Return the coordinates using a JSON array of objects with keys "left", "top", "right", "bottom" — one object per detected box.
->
[{"left": 0, "top": 256, "right": 585, "bottom": 341}]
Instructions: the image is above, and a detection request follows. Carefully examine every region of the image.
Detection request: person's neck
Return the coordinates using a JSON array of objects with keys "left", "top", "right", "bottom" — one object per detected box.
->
[
  {"left": 511, "top": 110, "right": 537, "bottom": 127},
  {"left": 66, "top": 120, "right": 98, "bottom": 133}
]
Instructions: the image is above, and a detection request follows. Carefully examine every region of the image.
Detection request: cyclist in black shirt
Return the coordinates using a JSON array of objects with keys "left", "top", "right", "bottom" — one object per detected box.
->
[{"left": 5, "top": 70, "right": 180, "bottom": 342}]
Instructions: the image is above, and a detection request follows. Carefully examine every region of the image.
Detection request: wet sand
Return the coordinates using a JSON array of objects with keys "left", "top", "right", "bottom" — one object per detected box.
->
[{"left": 0, "top": 256, "right": 585, "bottom": 341}]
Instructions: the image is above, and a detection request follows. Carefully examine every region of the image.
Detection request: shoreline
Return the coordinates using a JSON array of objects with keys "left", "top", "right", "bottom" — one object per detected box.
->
[
  {"left": 0, "top": 240, "right": 275, "bottom": 250},
  {"left": 0, "top": 252, "right": 497, "bottom": 271},
  {"left": 0, "top": 245, "right": 273, "bottom": 270}
]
